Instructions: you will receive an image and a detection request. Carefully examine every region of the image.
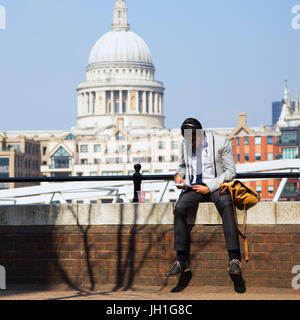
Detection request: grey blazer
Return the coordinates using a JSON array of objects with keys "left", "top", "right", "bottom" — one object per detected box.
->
[{"left": 175, "top": 129, "right": 236, "bottom": 193}]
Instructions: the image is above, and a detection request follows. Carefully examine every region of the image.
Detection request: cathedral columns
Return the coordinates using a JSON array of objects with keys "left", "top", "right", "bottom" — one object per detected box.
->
[
  {"left": 149, "top": 91, "right": 153, "bottom": 114},
  {"left": 111, "top": 90, "right": 115, "bottom": 115},
  {"left": 154, "top": 92, "right": 158, "bottom": 114},
  {"left": 142, "top": 91, "right": 147, "bottom": 114},
  {"left": 119, "top": 90, "right": 123, "bottom": 114},
  {"left": 136, "top": 91, "right": 139, "bottom": 114}
]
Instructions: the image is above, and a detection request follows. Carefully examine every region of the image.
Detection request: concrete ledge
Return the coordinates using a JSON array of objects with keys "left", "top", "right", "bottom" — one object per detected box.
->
[{"left": 0, "top": 202, "right": 299, "bottom": 225}]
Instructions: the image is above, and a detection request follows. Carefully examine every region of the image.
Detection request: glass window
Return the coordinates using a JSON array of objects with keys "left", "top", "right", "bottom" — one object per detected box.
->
[
  {"left": 171, "top": 141, "right": 178, "bottom": 149},
  {"left": 81, "top": 159, "right": 88, "bottom": 164},
  {"left": 283, "top": 182, "right": 298, "bottom": 194},
  {"left": 236, "top": 138, "right": 240, "bottom": 146},
  {"left": 236, "top": 154, "right": 240, "bottom": 162},
  {"left": 158, "top": 156, "right": 165, "bottom": 162},
  {"left": 0, "top": 158, "right": 9, "bottom": 166},
  {"left": 268, "top": 185, "right": 274, "bottom": 194},
  {"left": 244, "top": 154, "right": 250, "bottom": 161},
  {"left": 267, "top": 153, "right": 273, "bottom": 161},
  {"left": 158, "top": 141, "right": 165, "bottom": 150},
  {"left": 65, "top": 134, "right": 76, "bottom": 140},
  {"left": 256, "top": 185, "right": 262, "bottom": 193},
  {"left": 102, "top": 171, "right": 123, "bottom": 176},
  {"left": 80, "top": 145, "right": 88, "bottom": 152},
  {"left": 90, "top": 172, "right": 97, "bottom": 176},
  {"left": 244, "top": 137, "right": 249, "bottom": 145},
  {"left": 133, "top": 157, "right": 151, "bottom": 163},
  {"left": 282, "top": 147, "right": 298, "bottom": 159},
  {"left": 255, "top": 137, "right": 261, "bottom": 145},
  {"left": 94, "top": 159, "right": 101, "bottom": 164},
  {"left": 255, "top": 153, "right": 261, "bottom": 161},
  {"left": 281, "top": 130, "right": 298, "bottom": 144},
  {"left": 267, "top": 136, "right": 273, "bottom": 144},
  {"left": 51, "top": 146, "right": 71, "bottom": 169},
  {"left": 94, "top": 144, "right": 101, "bottom": 152},
  {"left": 8, "top": 144, "right": 20, "bottom": 153}
]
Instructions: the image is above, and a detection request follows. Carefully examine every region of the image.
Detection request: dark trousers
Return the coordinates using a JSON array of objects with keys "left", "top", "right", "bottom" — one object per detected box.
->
[{"left": 174, "top": 188, "right": 240, "bottom": 253}]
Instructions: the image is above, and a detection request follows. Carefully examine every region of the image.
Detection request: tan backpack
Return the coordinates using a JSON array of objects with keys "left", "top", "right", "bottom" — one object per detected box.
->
[{"left": 219, "top": 180, "right": 260, "bottom": 262}]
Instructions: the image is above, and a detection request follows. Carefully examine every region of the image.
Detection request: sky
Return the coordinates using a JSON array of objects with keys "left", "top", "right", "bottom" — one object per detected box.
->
[{"left": 0, "top": 0, "right": 300, "bottom": 131}]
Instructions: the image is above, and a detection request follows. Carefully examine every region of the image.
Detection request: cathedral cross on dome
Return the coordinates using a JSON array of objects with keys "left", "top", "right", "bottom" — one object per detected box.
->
[{"left": 112, "top": 0, "right": 130, "bottom": 31}]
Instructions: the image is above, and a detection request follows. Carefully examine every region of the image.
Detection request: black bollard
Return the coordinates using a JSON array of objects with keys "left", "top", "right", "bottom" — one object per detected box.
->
[{"left": 132, "top": 164, "right": 142, "bottom": 203}]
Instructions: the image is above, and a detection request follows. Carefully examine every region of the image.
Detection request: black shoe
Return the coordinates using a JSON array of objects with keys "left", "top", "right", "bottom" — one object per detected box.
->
[
  {"left": 228, "top": 259, "right": 242, "bottom": 275},
  {"left": 166, "top": 261, "right": 190, "bottom": 277}
]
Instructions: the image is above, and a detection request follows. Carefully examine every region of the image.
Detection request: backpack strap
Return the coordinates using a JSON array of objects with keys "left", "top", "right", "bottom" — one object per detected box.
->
[{"left": 226, "top": 186, "right": 249, "bottom": 262}]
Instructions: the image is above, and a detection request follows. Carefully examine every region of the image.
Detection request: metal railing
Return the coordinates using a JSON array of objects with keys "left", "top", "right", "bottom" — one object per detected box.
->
[{"left": 0, "top": 164, "right": 300, "bottom": 203}]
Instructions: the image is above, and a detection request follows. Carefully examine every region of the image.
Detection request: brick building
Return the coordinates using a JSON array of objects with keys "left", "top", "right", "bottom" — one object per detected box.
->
[
  {"left": 229, "top": 113, "right": 282, "bottom": 200},
  {"left": 0, "top": 134, "right": 41, "bottom": 189}
]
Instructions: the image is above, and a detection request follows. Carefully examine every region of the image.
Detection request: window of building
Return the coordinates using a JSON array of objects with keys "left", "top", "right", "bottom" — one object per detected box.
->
[
  {"left": 244, "top": 137, "right": 249, "bottom": 145},
  {"left": 171, "top": 141, "right": 179, "bottom": 149},
  {"left": 65, "top": 134, "right": 76, "bottom": 141},
  {"left": 94, "top": 144, "right": 101, "bottom": 152},
  {"left": 282, "top": 147, "right": 298, "bottom": 159},
  {"left": 102, "top": 199, "right": 113, "bottom": 203},
  {"left": 236, "top": 154, "right": 240, "bottom": 162},
  {"left": 0, "top": 157, "right": 9, "bottom": 189},
  {"left": 80, "top": 159, "right": 88, "bottom": 164},
  {"left": 244, "top": 154, "right": 250, "bottom": 161},
  {"left": 283, "top": 182, "right": 298, "bottom": 194},
  {"left": 132, "top": 157, "right": 151, "bottom": 163},
  {"left": 102, "top": 171, "right": 123, "bottom": 176},
  {"left": 267, "top": 136, "right": 273, "bottom": 144},
  {"left": 43, "top": 147, "right": 47, "bottom": 155},
  {"left": 90, "top": 172, "right": 97, "bottom": 176},
  {"left": 255, "top": 153, "right": 261, "bottom": 161},
  {"left": 118, "top": 145, "right": 126, "bottom": 153},
  {"left": 256, "top": 185, "right": 262, "bottom": 193},
  {"left": 268, "top": 185, "right": 274, "bottom": 194},
  {"left": 77, "top": 172, "right": 83, "bottom": 176},
  {"left": 105, "top": 157, "right": 122, "bottom": 164},
  {"left": 0, "top": 158, "right": 9, "bottom": 166},
  {"left": 50, "top": 146, "right": 71, "bottom": 169},
  {"left": 255, "top": 137, "right": 261, "bottom": 145},
  {"left": 80, "top": 145, "right": 88, "bottom": 152},
  {"left": 8, "top": 144, "right": 20, "bottom": 153},
  {"left": 171, "top": 155, "right": 179, "bottom": 162},
  {"left": 155, "top": 170, "right": 162, "bottom": 173},
  {"left": 281, "top": 130, "right": 298, "bottom": 144},
  {"left": 267, "top": 153, "right": 273, "bottom": 161},
  {"left": 158, "top": 141, "right": 165, "bottom": 150},
  {"left": 236, "top": 138, "right": 240, "bottom": 146},
  {"left": 94, "top": 159, "right": 101, "bottom": 164},
  {"left": 158, "top": 156, "right": 165, "bottom": 162}
]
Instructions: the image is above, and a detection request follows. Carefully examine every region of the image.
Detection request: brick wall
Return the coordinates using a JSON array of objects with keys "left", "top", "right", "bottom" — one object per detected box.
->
[{"left": 0, "top": 224, "right": 299, "bottom": 289}]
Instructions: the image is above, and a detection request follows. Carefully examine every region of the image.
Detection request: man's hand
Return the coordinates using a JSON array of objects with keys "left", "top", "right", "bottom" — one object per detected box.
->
[
  {"left": 192, "top": 184, "right": 210, "bottom": 195},
  {"left": 174, "top": 173, "right": 185, "bottom": 189}
]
